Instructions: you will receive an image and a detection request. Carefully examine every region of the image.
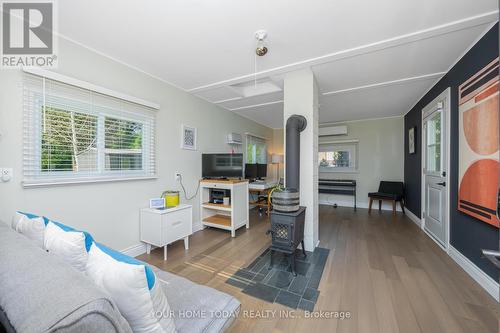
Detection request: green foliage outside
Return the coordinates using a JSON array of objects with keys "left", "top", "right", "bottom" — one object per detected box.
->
[{"left": 41, "top": 106, "right": 143, "bottom": 172}]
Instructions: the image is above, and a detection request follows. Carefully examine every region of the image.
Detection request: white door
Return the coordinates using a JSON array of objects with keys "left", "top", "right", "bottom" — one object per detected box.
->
[{"left": 423, "top": 90, "right": 449, "bottom": 247}]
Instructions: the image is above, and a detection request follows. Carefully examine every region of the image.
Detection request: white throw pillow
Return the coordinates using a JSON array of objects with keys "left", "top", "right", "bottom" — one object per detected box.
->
[
  {"left": 44, "top": 221, "right": 88, "bottom": 273},
  {"left": 15, "top": 214, "right": 46, "bottom": 248},
  {"left": 86, "top": 243, "right": 176, "bottom": 333}
]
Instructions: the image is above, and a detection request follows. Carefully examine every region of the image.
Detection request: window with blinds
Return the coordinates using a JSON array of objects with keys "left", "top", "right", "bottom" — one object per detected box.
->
[
  {"left": 246, "top": 134, "right": 267, "bottom": 164},
  {"left": 23, "top": 73, "right": 156, "bottom": 186}
]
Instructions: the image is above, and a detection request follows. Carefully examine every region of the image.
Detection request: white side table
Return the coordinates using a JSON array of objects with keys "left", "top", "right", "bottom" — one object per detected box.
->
[{"left": 140, "top": 204, "right": 192, "bottom": 261}]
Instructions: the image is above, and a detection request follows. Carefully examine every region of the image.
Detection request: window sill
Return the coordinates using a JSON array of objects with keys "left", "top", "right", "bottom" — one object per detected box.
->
[{"left": 23, "top": 175, "right": 158, "bottom": 188}]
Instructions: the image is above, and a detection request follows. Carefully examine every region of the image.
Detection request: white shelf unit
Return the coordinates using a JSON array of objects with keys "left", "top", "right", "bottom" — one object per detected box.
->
[{"left": 200, "top": 180, "right": 249, "bottom": 237}]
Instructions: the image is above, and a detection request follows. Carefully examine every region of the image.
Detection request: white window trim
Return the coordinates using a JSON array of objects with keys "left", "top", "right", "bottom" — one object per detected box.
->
[
  {"left": 23, "top": 72, "right": 157, "bottom": 187},
  {"left": 319, "top": 140, "right": 358, "bottom": 173}
]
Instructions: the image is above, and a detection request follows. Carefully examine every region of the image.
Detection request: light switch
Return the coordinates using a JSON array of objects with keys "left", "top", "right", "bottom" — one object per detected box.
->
[{"left": 1, "top": 168, "right": 13, "bottom": 182}]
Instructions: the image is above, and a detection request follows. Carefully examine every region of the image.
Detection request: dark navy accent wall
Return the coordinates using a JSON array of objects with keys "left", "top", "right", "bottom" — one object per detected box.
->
[{"left": 404, "top": 24, "right": 499, "bottom": 281}]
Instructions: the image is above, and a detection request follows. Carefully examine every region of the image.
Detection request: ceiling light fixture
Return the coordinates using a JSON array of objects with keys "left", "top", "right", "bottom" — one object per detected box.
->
[
  {"left": 254, "top": 29, "right": 268, "bottom": 56},
  {"left": 253, "top": 29, "right": 268, "bottom": 88}
]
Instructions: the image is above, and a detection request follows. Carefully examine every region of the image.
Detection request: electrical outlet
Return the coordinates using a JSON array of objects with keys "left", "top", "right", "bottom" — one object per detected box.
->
[
  {"left": 175, "top": 172, "right": 181, "bottom": 181},
  {"left": 1, "top": 168, "right": 13, "bottom": 182}
]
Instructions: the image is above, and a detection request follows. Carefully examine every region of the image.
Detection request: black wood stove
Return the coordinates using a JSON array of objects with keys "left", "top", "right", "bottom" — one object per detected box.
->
[
  {"left": 267, "top": 207, "right": 306, "bottom": 276},
  {"left": 267, "top": 115, "right": 308, "bottom": 276}
]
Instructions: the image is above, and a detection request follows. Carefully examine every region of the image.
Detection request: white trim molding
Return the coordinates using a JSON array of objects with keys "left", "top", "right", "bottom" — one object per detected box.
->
[
  {"left": 230, "top": 100, "right": 283, "bottom": 111},
  {"left": 121, "top": 243, "right": 147, "bottom": 258},
  {"left": 318, "top": 201, "right": 404, "bottom": 212},
  {"left": 322, "top": 73, "right": 446, "bottom": 96},
  {"left": 404, "top": 21, "right": 498, "bottom": 117},
  {"left": 406, "top": 209, "right": 423, "bottom": 228},
  {"left": 449, "top": 246, "right": 500, "bottom": 302}
]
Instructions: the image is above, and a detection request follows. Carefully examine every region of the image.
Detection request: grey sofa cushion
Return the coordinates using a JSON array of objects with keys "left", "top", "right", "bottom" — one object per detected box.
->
[
  {"left": 154, "top": 269, "right": 240, "bottom": 333},
  {"left": 0, "top": 221, "right": 131, "bottom": 333}
]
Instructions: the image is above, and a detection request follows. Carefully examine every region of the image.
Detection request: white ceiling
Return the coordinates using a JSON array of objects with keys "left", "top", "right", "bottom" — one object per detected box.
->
[{"left": 57, "top": 0, "right": 498, "bottom": 129}]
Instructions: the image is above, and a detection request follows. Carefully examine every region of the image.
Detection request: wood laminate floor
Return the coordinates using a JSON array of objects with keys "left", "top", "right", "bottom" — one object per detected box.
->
[{"left": 138, "top": 206, "right": 500, "bottom": 333}]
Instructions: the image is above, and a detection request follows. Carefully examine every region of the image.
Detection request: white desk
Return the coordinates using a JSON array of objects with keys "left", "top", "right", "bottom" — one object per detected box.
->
[
  {"left": 248, "top": 181, "right": 277, "bottom": 215},
  {"left": 248, "top": 181, "right": 277, "bottom": 191},
  {"left": 140, "top": 204, "right": 192, "bottom": 260}
]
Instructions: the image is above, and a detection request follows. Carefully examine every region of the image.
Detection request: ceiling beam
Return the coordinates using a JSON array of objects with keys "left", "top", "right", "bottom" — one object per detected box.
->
[
  {"left": 213, "top": 96, "right": 243, "bottom": 104},
  {"left": 188, "top": 11, "right": 498, "bottom": 93},
  {"left": 228, "top": 100, "right": 283, "bottom": 111},
  {"left": 322, "top": 72, "right": 446, "bottom": 97}
]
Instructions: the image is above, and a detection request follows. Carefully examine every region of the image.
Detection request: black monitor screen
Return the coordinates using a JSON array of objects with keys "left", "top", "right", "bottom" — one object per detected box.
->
[
  {"left": 245, "top": 163, "right": 267, "bottom": 179},
  {"left": 257, "top": 164, "right": 267, "bottom": 178},
  {"left": 245, "top": 164, "right": 257, "bottom": 179},
  {"left": 202, "top": 154, "right": 243, "bottom": 178}
]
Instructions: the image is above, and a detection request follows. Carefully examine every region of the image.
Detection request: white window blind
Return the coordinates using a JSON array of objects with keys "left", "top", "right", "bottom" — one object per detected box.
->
[
  {"left": 246, "top": 134, "right": 267, "bottom": 164},
  {"left": 23, "top": 73, "right": 156, "bottom": 186}
]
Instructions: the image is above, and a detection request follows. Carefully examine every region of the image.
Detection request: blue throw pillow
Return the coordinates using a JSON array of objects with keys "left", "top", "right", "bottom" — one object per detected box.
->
[{"left": 94, "top": 242, "right": 155, "bottom": 290}]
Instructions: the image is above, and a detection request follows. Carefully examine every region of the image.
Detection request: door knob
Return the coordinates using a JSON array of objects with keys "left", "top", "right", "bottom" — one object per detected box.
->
[
  {"left": 482, "top": 249, "right": 500, "bottom": 269},
  {"left": 437, "top": 182, "right": 446, "bottom": 186}
]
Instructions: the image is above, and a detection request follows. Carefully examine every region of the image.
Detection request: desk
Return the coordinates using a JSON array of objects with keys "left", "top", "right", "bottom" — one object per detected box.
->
[
  {"left": 249, "top": 182, "right": 277, "bottom": 216},
  {"left": 318, "top": 179, "right": 357, "bottom": 210}
]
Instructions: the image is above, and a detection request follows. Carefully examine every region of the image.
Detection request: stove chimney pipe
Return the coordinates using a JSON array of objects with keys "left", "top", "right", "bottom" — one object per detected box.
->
[{"left": 285, "top": 115, "right": 307, "bottom": 191}]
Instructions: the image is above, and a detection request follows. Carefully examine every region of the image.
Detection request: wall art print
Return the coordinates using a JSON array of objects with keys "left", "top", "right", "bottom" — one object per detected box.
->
[{"left": 458, "top": 57, "right": 499, "bottom": 228}]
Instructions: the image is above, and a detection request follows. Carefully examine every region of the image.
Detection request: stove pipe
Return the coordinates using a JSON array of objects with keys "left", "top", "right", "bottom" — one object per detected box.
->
[{"left": 285, "top": 115, "right": 307, "bottom": 191}]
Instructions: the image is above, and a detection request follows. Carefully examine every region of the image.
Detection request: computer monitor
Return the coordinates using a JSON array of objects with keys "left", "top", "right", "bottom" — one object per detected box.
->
[
  {"left": 245, "top": 163, "right": 267, "bottom": 180},
  {"left": 245, "top": 164, "right": 257, "bottom": 179},
  {"left": 257, "top": 164, "right": 267, "bottom": 179}
]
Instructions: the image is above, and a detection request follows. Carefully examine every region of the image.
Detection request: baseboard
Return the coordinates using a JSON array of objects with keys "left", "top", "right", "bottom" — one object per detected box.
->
[
  {"left": 121, "top": 243, "right": 147, "bottom": 257},
  {"left": 448, "top": 246, "right": 499, "bottom": 302},
  {"left": 406, "top": 209, "right": 423, "bottom": 228},
  {"left": 318, "top": 199, "right": 403, "bottom": 212},
  {"left": 193, "top": 222, "right": 204, "bottom": 233}
]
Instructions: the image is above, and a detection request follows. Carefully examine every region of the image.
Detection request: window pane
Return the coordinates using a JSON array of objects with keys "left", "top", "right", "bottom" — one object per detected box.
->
[
  {"left": 246, "top": 135, "right": 267, "bottom": 164},
  {"left": 426, "top": 112, "right": 441, "bottom": 172},
  {"left": 105, "top": 117, "right": 143, "bottom": 171},
  {"left": 319, "top": 150, "right": 351, "bottom": 168},
  {"left": 41, "top": 106, "right": 98, "bottom": 172}
]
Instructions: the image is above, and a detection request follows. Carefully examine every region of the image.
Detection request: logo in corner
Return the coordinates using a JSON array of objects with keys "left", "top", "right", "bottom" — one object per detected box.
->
[{"left": 1, "top": 0, "right": 58, "bottom": 68}]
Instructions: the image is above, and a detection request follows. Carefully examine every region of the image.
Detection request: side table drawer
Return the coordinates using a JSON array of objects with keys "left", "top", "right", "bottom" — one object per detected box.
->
[{"left": 162, "top": 208, "right": 191, "bottom": 244}]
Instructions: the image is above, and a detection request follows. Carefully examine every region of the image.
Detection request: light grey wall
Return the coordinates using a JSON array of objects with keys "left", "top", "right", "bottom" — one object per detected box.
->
[
  {"left": 319, "top": 117, "right": 404, "bottom": 210},
  {"left": 0, "top": 38, "right": 272, "bottom": 251}
]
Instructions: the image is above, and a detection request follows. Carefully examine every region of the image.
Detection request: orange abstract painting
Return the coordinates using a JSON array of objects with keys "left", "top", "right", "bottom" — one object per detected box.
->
[{"left": 458, "top": 58, "right": 500, "bottom": 228}]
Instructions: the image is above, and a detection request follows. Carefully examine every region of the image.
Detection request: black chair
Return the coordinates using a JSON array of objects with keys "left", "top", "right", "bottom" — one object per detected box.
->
[{"left": 368, "top": 181, "right": 405, "bottom": 216}]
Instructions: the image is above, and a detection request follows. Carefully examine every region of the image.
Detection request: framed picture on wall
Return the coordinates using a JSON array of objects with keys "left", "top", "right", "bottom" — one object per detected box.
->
[
  {"left": 408, "top": 126, "right": 416, "bottom": 154},
  {"left": 181, "top": 124, "right": 197, "bottom": 150},
  {"left": 458, "top": 57, "right": 499, "bottom": 228}
]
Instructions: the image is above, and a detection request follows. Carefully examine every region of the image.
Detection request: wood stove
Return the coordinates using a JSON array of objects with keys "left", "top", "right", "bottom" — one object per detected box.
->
[
  {"left": 267, "top": 115, "right": 308, "bottom": 276},
  {"left": 267, "top": 207, "right": 306, "bottom": 276}
]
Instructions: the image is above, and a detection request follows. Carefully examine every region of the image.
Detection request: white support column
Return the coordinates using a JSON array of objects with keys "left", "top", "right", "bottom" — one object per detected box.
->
[{"left": 283, "top": 69, "right": 319, "bottom": 252}]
